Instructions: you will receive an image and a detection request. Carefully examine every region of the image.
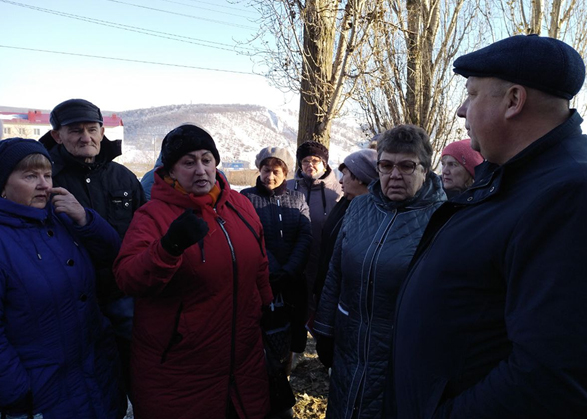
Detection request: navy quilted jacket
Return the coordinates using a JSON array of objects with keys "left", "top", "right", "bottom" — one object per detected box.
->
[
  {"left": 315, "top": 173, "right": 445, "bottom": 419},
  {"left": 241, "top": 178, "right": 312, "bottom": 277}
]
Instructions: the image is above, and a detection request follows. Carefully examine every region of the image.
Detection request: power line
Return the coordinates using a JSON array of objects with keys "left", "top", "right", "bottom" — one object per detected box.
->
[
  {"left": 177, "top": 0, "right": 257, "bottom": 14},
  {"left": 0, "top": 0, "right": 256, "bottom": 52},
  {"left": 106, "top": 0, "right": 257, "bottom": 30},
  {"left": 0, "top": 44, "right": 258, "bottom": 75},
  {"left": 160, "top": 0, "right": 256, "bottom": 18}
]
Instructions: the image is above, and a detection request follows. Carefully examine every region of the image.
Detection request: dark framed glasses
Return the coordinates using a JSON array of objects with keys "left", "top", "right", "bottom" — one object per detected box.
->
[{"left": 376, "top": 160, "right": 420, "bottom": 175}]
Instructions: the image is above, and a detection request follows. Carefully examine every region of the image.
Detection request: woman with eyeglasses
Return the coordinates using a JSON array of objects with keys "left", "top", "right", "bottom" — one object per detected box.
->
[
  {"left": 113, "top": 125, "right": 273, "bottom": 419},
  {"left": 314, "top": 125, "right": 446, "bottom": 419},
  {"left": 287, "top": 141, "right": 342, "bottom": 352}
]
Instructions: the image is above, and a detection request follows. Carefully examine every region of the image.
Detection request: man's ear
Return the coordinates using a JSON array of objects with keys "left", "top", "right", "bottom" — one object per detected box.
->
[
  {"left": 50, "top": 129, "right": 63, "bottom": 144},
  {"left": 100, "top": 125, "right": 105, "bottom": 138},
  {"left": 504, "top": 85, "right": 527, "bottom": 119}
]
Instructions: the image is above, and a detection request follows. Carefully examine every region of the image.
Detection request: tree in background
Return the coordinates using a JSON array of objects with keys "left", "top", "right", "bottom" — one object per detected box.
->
[
  {"left": 352, "top": 0, "right": 489, "bottom": 166},
  {"left": 498, "top": 0, "right": 587, "bottom": 114},
  {"left": 243, "top": 0, "right": 379, "bottom": 148},
  {"left": 242, "top": 0, "right": 587, "bottom": 164}
]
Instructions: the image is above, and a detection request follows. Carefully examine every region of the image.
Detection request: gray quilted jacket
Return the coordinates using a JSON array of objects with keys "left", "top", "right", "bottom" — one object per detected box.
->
[{"left": 314, "top": 173, "right": 445, "bottom": 419}]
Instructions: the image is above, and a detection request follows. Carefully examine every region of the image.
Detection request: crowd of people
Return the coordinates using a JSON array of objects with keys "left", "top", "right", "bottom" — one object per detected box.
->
[{"left": 1, "top": 33, "right": 587, "bottom": 419}]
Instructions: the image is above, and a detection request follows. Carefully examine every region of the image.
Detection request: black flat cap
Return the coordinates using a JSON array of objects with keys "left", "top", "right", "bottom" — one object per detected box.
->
[
  {"left": 454, "top": 35, "right": 585, "bottom": 100},
  {"left": 50, "top": 99, "right": 103, "bottom": 130}
]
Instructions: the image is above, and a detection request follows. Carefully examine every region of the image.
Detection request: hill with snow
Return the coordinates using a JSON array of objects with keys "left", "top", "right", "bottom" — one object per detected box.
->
[{"left": 116, "top": 104, "right": 370, "bottom": 176}]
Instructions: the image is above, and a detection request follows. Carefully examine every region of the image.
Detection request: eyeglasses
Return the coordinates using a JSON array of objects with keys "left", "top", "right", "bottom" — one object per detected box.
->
[
  {"left": 376, "top": 160, "right": 420, "bottom": 175},
  {"left": 301, "top": 158, "right": 323, "bottom": 167}
]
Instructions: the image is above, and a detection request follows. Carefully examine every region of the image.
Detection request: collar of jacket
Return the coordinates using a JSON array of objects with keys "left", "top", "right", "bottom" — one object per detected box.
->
[
  {"left": 452, "top": 109, "right": 584, "bottom": 207},
  {"left": 294, "top": 165, "right": 334, "bottom": 187},
  {"left": 254, "top": 176, "right": 288, "bottom": 196},
  {"left": 0, "top": 196, "right": 53, "bottom": 227},
  {"left": 368, "top": 171, "right": 446, "bottom": 211},
  {"left": 39, "top": 130, "right": 122, "bottom": 175}
]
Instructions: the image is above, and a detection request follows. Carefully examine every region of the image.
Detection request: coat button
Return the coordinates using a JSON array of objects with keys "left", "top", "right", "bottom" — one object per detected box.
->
[
  {"left": 80, "top": 294, "right": 88, "bottom": 302},
  {"left": 124, "top": 191, "right": 129, "bottom": 197},
  {"left": 66, "top": 259, "right": 75, "bottom": 266},
  {"left": 86, "top": 178, "right": 91, "bottom": 184},
  {"left": 47, "top": 230, "right": 54, "bottom": 237},
  {"left": 124, "top": 202, "right": 130, "bottom": 208},
  {"left": 467, "top": 197, "right": 473, "bottom": 202}
]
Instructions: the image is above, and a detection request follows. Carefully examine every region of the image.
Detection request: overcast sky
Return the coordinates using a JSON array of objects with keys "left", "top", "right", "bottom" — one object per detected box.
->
[{"left": 0, "top": 0, "right": 298, "bottom": 111}]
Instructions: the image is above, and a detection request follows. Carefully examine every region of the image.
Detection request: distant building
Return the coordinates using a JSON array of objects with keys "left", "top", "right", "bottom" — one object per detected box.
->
[
  {"left": 0, "top": 106, "right": 124, "bottom": 142},
  {"left": 222, "top": 160, "right": 249, "bottom": 171}
]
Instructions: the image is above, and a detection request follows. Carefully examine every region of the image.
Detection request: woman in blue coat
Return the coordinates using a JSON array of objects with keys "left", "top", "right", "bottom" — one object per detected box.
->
[
  {"left": 314, "top": 126, "right": 446, "bottom": 419},
  {"left": 0, "top": 138, "right": 124, "bottom": 419}
]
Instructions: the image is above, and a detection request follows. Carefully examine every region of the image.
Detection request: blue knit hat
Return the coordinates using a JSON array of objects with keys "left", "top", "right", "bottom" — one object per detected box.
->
[
  {"left": 454, "top": 35, "right": 585, "bottom": 100},
  {"left": 0, "top": 137, "right": 53, "bottom": 191}
]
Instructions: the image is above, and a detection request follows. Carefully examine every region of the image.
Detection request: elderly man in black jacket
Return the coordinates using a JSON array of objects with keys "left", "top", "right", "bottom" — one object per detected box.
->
[
  {"left": 392, "top": 35, "right": 587, "bottom": 419},
  {"left": 40, "top": 99, "right": 145, "bottom": 411}
]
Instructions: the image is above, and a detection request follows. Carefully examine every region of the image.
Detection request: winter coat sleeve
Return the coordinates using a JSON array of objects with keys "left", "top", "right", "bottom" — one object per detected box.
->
[
  {"left": 313, "top": 210, "right": 347, "bottom": 338},
  {"left": 0, "top": 269, "right": 31, "bottom": 409},
  {"left": 437, "top": 182, "right": 587, "bottom": 418},
  {"left": 61, "top": 208, "right": 122, "bottom": 270},
  {"left": 281, "top": 198, "right": 312, "bottom": 278},
  {"left": 114, "top": 208, "right": 184, "bottom": 297}
]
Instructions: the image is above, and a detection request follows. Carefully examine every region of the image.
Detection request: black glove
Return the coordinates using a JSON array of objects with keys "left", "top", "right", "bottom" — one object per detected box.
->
[
  {"left": 316, "top": 335, "right": 334, "bottom": 369},
  {"left": 161, "top": 209, "right": 209, "bottom": 256},
  {"left": 269, "top": 269, "right": 290, "bottom": 295}
]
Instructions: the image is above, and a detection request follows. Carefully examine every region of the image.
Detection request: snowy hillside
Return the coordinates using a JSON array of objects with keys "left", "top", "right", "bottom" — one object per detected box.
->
[{"left": 116, "top": 104, "right": 370, "bottom": 175}]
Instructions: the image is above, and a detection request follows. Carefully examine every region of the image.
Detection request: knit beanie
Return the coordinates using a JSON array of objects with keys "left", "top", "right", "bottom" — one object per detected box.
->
[
  {"left": 255, "top": 147, "right": 294, "bottom": 171},
  {"left": 50, "top": 98, "right": 103, "bottom": 130},
  {"left": 441, "top": 139, "right": 484, "bottom": 177},
  {"left": 161, "top": 124, "right": 220, "bottom": 170},
  {"left": 339, "top": 149, "right": 378, "bottom": 184},
  {"left": 296, "top": 141, "right": 329, "bottom": 168},
  {"left": 0, "top": 137, "right": 53, "bottom": 191}
]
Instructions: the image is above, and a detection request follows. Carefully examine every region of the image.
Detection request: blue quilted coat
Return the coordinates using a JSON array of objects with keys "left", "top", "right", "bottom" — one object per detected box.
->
[
  {"left": 314, "top": 173, "right": 445, "bottom": 419},
  {"left": 0, "top": 198, "right": 123, "bottom": 419}
]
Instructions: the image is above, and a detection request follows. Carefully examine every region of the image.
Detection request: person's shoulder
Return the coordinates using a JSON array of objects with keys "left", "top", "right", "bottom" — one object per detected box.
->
[{"left": 240, "top": 186, "right": 257, "bottom": 196}]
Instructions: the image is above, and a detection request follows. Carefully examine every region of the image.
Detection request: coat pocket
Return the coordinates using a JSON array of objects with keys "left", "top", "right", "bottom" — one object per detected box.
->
[
  {"left": 160, "top": 302, "right": 184, "bottom": 364},
  {"left": 109, "top": 189, "right": 134, "bottom": 223}
]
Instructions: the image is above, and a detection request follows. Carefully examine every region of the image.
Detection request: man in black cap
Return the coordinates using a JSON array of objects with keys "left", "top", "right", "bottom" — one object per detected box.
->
[
  {"left": 40, "top": 98, "right": 145, "bottom": 413},
  {"left": 391, "top": 35, "right": 587, "bottom": 418}
]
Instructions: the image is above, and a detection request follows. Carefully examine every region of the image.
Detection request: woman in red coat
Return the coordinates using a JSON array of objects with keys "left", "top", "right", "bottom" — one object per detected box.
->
[{"left": 114, "top": 124, "right": 273, "bottom": 419}]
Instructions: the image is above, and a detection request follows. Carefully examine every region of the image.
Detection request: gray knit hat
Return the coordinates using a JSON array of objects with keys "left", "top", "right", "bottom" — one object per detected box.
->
[
  {"left": 0, "top": 137, "right": 53, "bottom": 191},
  {"left": 339, "top": 149, "right": 378, "bottom": 184},
  {"left": 255, "top": 147, "right": 294, "bottom": 171}
]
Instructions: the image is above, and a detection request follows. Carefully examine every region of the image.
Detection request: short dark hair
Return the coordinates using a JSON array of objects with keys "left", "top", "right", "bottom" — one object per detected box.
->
[
  {"left": 338, "top": 163, "right": 357, "bottom": 180},
  {"left": 260, "top": 157, "right": 288, "bottom": 176},
  {"left": 377, "top": 125, "right": 433, "bottom": 170}
]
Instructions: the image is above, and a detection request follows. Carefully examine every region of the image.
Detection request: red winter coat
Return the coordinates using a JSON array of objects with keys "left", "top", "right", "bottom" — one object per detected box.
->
[{"left": 114, "top": 171, "right": 273, "bottom": 419}]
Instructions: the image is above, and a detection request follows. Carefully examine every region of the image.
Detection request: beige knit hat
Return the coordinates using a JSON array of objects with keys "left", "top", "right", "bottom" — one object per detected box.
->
[{"left": 255, "top": 147, "right": 295, "bottom": 171}]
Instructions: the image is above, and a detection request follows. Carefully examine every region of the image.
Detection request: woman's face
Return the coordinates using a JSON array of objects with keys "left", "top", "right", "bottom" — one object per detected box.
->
[
  {"left": 441, "top": 155, "right": 473, "bottom": 192},
  {"left": 340, "top": 167, "right": 367, "bottom": 200},
  {"left": 378, "top": 151, "right": 427, "bottom": 202},
  {"left": 260, "top": 164, "right": 286, "bottom": 190},
  {"left": 301, "top": 155, "right": 325, "bottom": 178},
  {"left": 3, "top": 164, "right": 53, "bottom": 208},
  {"left": 169, "top": 150, "right": 217, "bottom": 196}
]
